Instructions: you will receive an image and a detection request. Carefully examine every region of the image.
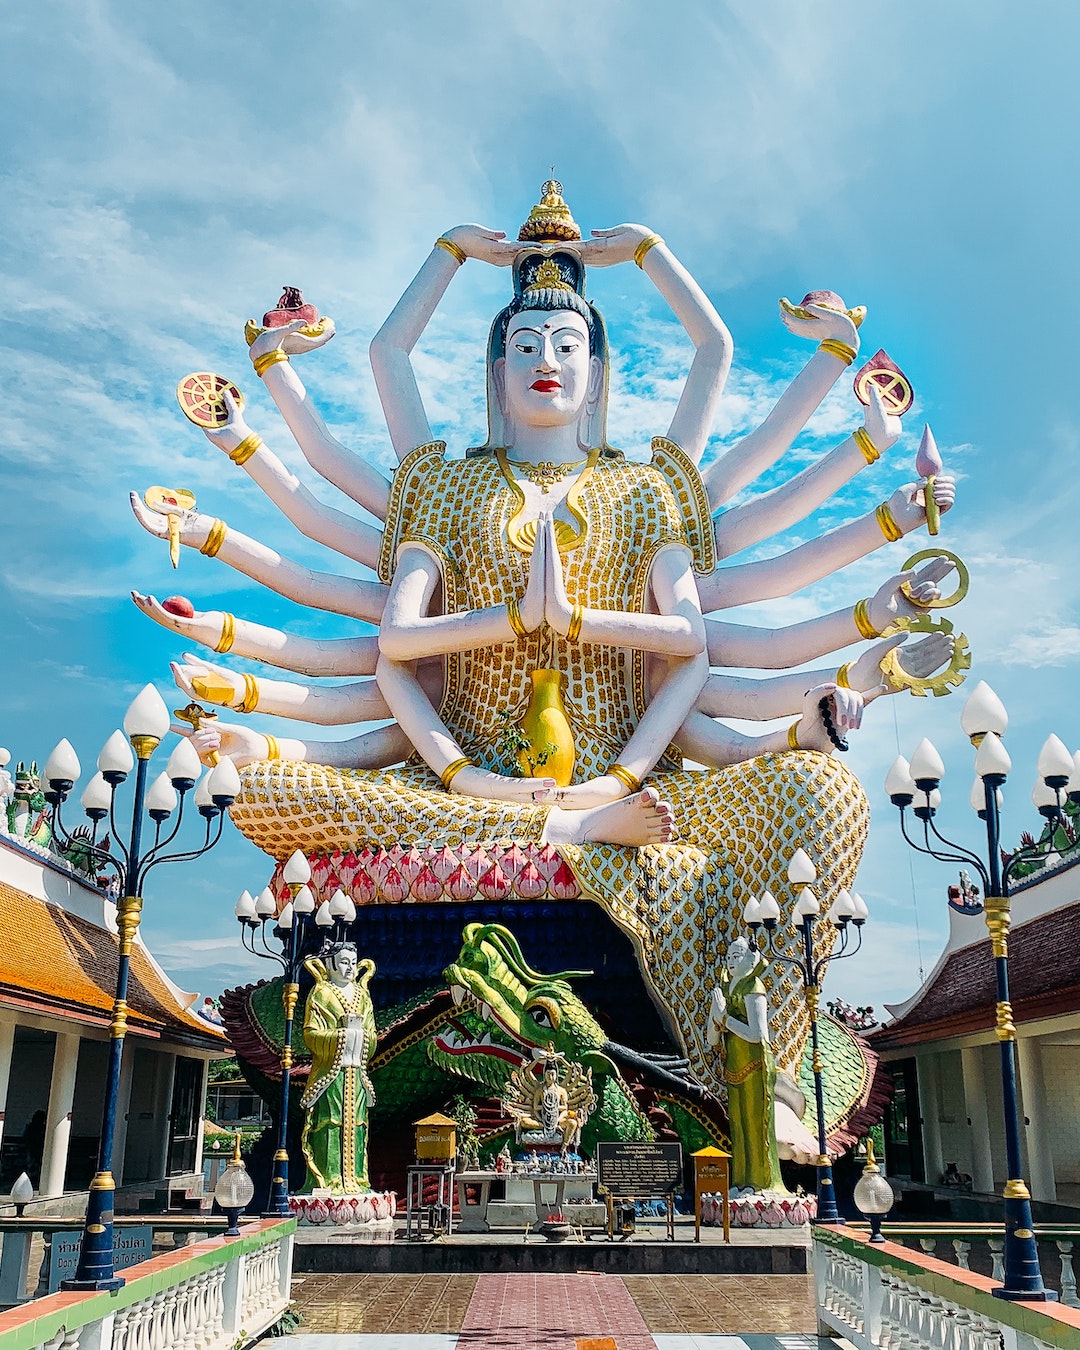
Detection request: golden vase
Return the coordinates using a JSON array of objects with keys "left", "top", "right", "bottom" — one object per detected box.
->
[{"left": 517, "top": 669, "right": 576, "bottom": 786}]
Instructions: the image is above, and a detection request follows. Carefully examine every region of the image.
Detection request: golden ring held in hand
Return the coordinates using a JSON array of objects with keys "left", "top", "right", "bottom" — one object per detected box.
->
[{"left": 898, "top": 547, "right": 970, "bottom": 610}]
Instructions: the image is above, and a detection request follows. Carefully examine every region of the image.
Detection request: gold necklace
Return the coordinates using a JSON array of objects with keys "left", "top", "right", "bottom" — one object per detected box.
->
[
  {"left": 505, "top": 456, "right": 588, "bottom": 493},
  {"left": 496, "top": 448, "right": 600, "bottom": 554}
]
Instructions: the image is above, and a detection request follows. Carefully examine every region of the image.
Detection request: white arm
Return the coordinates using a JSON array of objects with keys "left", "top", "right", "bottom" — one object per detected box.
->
[
  {"left": 641, "top": 243, "right": 731, "bottom": 462},
  {"left": 702, "top": 303, "right": 861, "bottom": 508},
  {"left": 714, "top": 385, "right": 901, "bottom": 559},
  {"left": 577, "top": 226, "right": 731, "bottom": 464},
  {"left": 703, "top": 555, "right": 952, "bottom": 668},
  {"left": 171, "top": 657, "right": 392, "bottom": 725},
  {"left": 175, "top": 717, "right": 410, "bottom": 770},
  {"left": 129, "top": 494, "right": 387, "bottom": 624},
  {"left": 697, "top": 476, "right": 956, "bottom": 612},
  {"left": 247, "top": 325, "right": 392, "bottom": 520},
  {"left": 131, "top": 594, "right": 379, "bottom": 677},
  {"left": 369, "top": 225, "right": 518, "bottom": 461},
  {"left": 202, "top": 398, "right": 383, "bottom": 569},
  {"left": 678, "top": 683, "right": 866, "bottom": 764}
]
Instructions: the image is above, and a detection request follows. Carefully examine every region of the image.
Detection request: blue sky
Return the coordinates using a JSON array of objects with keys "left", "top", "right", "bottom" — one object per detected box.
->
[{"left": 2, "top": 0, "right": 1078, "bottom": 1012}]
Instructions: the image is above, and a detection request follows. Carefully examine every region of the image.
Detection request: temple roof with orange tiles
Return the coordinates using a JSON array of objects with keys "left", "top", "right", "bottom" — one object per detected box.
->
[{"left": 0, "top": 833, "right": 225, "bottom": 1053}]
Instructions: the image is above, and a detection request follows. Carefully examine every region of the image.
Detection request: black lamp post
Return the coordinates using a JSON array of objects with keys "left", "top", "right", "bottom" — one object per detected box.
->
[
  {"left": 742, "top": 847, "right": 868, "bottom": 1224},
  {"left": 885, "top": 678, "right": 1067, "bottom": 1302},
  {"left": 234, "top": 856, "right": 356, "bottom": 1215},
  {"left": 42, "top": 687, "right": 237, "bottom": 1291}
]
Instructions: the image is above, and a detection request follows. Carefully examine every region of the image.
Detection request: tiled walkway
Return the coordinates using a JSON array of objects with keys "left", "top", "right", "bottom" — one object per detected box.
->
[{"left": 278, "top": 1272, "right": 821, "bottom": 1348}]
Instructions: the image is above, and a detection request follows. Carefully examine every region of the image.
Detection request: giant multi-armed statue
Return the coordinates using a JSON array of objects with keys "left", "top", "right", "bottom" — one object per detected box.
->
[{"left": 132, "top": 184, "right": 966, "bottom": 1189}]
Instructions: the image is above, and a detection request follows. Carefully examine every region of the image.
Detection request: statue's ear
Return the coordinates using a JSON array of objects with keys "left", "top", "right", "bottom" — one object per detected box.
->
[
  {"left": 493, "top": 356, "right": 507, "bottom": 413},
  {"left": 586, "top": 354, "right": 603, "bottom": 415},
  {"left": 579, "top": 1048, "right": 617, "bottom": 1077}
]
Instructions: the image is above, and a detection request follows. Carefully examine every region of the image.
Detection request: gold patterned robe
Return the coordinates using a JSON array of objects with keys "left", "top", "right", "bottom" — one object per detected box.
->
[{"left": 232, "top": 440, "right": 869, "bottom": 1098}]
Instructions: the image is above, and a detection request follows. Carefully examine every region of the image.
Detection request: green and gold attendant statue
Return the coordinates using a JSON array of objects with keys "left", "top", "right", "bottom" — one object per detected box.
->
[
  {"left": 300, "top": 942, "right": 377, "bottom": 1193},
  {"left": 707, "top": 936, "right": 784, "bottom": 1193}
]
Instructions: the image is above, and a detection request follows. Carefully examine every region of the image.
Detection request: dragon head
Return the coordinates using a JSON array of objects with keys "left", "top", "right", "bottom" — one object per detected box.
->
[{"left": 430, "top": 922, "right": 617, "bottom": 1088}]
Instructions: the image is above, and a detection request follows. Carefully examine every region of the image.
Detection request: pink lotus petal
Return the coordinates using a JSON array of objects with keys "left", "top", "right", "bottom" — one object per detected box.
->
[
  {"left": 514, "top": 861, "right": 547, "bottom": 899},
  {"left": 411, "top": 863, "right": 443, "bottom": 903},
  {"left": 549, "top": 859, "right": 580, "bottom": 900},
  {"left": 381, "top": 865, "right": 410, "bottom": 904},
  {"left": 430, "top": 844, "right": 460, "bottom": 885},
  {"left": 478, "top": 860, "right": 511, "bottom": 901},
  {"left": 446, "top": 863, "right": 477, "bottom": 901}
]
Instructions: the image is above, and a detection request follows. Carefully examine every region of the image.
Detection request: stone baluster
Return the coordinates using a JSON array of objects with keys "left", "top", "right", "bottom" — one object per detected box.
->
[
  {"left": 1057, "top": 1240, "right": 1079, "bottom": 1307},
  {"left": 987, "top": 1239, "right": 1004, "bottom": 1284},
  {"left": 876, "top": 1273, "right": 898, "bottom": 1350},
  {"left": 952, "top": 1240, "right": 971, "bottom": 1271}
]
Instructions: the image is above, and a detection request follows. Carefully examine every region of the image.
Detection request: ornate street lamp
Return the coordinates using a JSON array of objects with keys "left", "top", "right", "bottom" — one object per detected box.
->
[
  {"left": 214, "top": 1133, "right": 256, "bottom": 1236},
  {"left": 885, "top": 679, "right": 1066, "bottom": 1301},
  {"left": 43, "top": 688, "right": 237, "bottom": 1290},
  {"left": 234, "top": 857, "right": 356, "bottom": 1215},
  {"left": 742, "top": 847, "right": 868, "bottom": 1223}
]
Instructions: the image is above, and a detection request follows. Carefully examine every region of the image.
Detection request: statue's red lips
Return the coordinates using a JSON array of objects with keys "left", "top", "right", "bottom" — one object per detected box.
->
[{"left": 530, "top": 379, "right": 560, "bottom": 392}]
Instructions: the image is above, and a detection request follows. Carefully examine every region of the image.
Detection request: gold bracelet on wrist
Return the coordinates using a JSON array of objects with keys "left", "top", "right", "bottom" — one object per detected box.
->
[
  {"left": 566, "top": 604, "right": 584, "bottom": 642},
  {"left": 252, "top": 348, "right": 290, "bottom": 379},
  {"left": 853, "top": 426, "right": 881, "bottom": 465},
  {"left": 440, "top": 756, "right": 471, "bottom": 791},
  {"left": 507, "top": 599, "right": 529, "bottom": 639},
  {"left": 853, "top": 598, "right": 882, "bottom": 640},
  {"left": 214, "top": 612, "right": 236, "bottom": 655},
  {"left": 875, "top": 501, "right": 903, "bottom": 543},
  {"left": 836, "top": 662, "right": 852, "bottom": 689},
  {"left": 818, "top": 338, "right": 857, "bottom": 366},
  {"left": 200, "top": 519, "right": 228, "bottom": 557},
  {"left": 435, "top": 236, "right": 467, "bottom": 266},
  {"left": 229, "top": 433, "right": 263, "bottom": 466},
  {"left": 236, "top": 673, "right": 260, "bottom": 715},
  {"left": 263, "top": 734, "right": 280, "bottom": 762},
  {"left": 787, "top": 721, "right": 802, "bottom": 751},
  {"left": 633, "top": 233, "right": 664, "bottom": 268},
  {"left": 608, "top": 763, "right": 643, "bottom": 795}
]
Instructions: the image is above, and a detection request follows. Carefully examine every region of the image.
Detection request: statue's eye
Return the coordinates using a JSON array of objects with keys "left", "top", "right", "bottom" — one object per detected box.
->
[
  {"left": 515, "top": 340, "right": 540, "bottom": 354},
  {"left": 526, "top": 997, "right": 560, "bottom": 1030}
]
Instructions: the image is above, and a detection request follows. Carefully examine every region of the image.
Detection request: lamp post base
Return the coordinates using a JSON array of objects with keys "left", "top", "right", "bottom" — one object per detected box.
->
[
  {"left": 991, "top": 1193, "right": 1056, "bottom": 1301},
  {"left": 262, "top": 1149, "right": 291, "bottom": 1218},
  {"left": 61, "top": 1172, "right": 125, "bottom": 1292},
  {"left": 813, "top": 1160, "right": 841, "bottom": 1224}
]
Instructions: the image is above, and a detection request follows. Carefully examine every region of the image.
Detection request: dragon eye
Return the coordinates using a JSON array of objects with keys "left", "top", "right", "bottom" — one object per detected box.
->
[{"left": 526, "top": 997, "right": 560, "bottom": 1030}]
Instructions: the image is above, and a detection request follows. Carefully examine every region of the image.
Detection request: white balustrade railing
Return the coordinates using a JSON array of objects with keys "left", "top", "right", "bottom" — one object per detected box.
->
[
  {"left": 815, "top": 1225, "right": 1080, "bottom": 1350},
  {"left": 0, "top": 1217, "right": 293, "bottom": 1350}
]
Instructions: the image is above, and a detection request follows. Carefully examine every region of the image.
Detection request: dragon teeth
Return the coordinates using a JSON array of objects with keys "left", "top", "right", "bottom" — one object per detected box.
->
[{"left": 451, "top": 984, "right": 466, "bottom": 1006}]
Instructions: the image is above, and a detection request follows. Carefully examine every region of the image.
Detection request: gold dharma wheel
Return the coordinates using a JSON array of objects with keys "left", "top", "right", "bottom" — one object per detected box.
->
[
  {"left": 897, "top": 547, "right": 970, "bottom": 610},
  {"left": 176, "top": 372, "right": 245, "bottom": 429}
]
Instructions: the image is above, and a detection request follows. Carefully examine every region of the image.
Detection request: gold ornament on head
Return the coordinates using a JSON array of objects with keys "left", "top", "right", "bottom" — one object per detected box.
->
[
  {"left": 527, "top": 257, "right": 574, "bottom": 293},
  {"left": 518, "top": 179, "right": 582, "bottom": 244}
]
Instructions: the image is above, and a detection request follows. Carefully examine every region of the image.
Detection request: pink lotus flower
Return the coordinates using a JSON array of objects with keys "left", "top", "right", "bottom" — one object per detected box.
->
[
  {"left": 381, "top": 865, "right": 410, "bottom": 904},
  {"left": 478, "top": 860, "right": 511, "bottom": 900},
  {"left": 446, "top": 863, "right": 477, "bottom": 901},
  {"left": 429, "top": 844, "right": 460, "bottom": 885},
  {"left": 549, "top": 860, "right": 580, "bottom": 900},
  {"left": 306, "top": 1198, "right": 329, "bottom": 1225},
  {"left": 501, "top": 843, "right": 527, "bottom": 883},
  {"left": 514, "top": 861, "right": 547, "bottom": 899},
  {"left": 534, "top": 844, "right": 562, "bottom": 880},
  {"left": 411, "top": 864, "right": 443, "bottom": 903}
]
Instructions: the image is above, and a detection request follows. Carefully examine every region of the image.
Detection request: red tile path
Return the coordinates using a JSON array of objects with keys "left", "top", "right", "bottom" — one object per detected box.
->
[{"left": 457, "top": 1273, "right": 657, "bottom": 1349}]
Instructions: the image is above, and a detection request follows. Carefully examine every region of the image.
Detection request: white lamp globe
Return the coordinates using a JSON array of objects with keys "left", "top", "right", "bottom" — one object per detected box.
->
[
  {"left": 851, "top": 893, "right": 869, "bottom": 923},
  {"left": 123, "top": 685, "right": 171, "bottom": 742},
  {"left": 234, "top": 890, "right": 257, "bottom": 920},
  {"left": 787, "top": 848, "right": 816, "bottom": 885},
  {"left": 314, "top": 903, "right": 335, "bottom": 927},
  {"left": 98, "top": 730, "right": 135, "bottom": 780},
  {"left": 44, "top": 739, "right": 81, "bottom": 790},
  {"left": 975, "top": 732, "right": 1011, "bottom": 781},
  {"left": 166, "top": 738, "right": 202, "bottom": 789},
  {"left": 329, "top": 888, "right": 350, "bottom": 917},
  {"left": 283, "top": 850, "right": 311, "bottom": 885},
  {"left": 794, "top": 887, "right": 819, "bottom": 918},
  {"left": 885, "top": 756, "right": 916, "bottom": 803},
  {"left": 81, "top": 772, "right": 112, "bottom": 817},
  {"left": 909, "top": 739, "right": 944, "bottom": 788},
  {"left": 146, "top": 772, "right": 178, "bottom": 819},
  {"left": 1038, "top": 734, "right": 1074, "bottom": 788},
  {"left": 293, "top": 885, "right": 316, "bottom": 914},
  {"left": 277, "top": 901, "right": 295, "bottom": 929},
  {"left": 742, "top": 896, "right": 762, "bottom": 925},
  {"left": 828, "top": 889, "right": 857, "bottom": 923},
  {"left": 255, "top": 887, "right": 277, "bottom": 917},
  {"left": 207, "top": 755, "right": 241, "bottom": 804},
  {"left": 341, "top": 899, "right": 357, "bottom": 924},
  {"left": 960, "top": 681, "right": 1008, "bottom": 741},
  {"left": 757, "top": 892, "right": 781, "bottom": 924}
]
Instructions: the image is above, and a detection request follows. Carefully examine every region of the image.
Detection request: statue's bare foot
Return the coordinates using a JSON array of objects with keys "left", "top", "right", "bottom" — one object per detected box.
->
[{"left": 542, "top": 788, "right": 675, "bottom": 847}]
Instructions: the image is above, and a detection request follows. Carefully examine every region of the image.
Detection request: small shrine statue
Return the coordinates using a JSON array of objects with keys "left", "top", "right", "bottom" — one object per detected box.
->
[
  {"left": 503, "top": 1045, "right": 596, "bottom": 1155},
  {"left": 706, "top": 936, "right": 784, "bottom": 1192},
  {"left": 300, "top": 941, "right": 377, "bottom": 1193}
]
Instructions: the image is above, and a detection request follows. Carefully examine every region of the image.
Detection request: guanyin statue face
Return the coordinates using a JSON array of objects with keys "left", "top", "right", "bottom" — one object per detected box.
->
[{"left": 496, "top": 308, "right": 601, "bottom": 431}]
